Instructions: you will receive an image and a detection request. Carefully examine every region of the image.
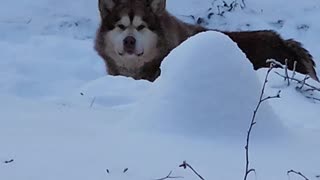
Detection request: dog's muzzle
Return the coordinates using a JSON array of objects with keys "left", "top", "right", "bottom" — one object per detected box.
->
[{"left": 123, "top": 36, "right": 136, "bottom": 54}]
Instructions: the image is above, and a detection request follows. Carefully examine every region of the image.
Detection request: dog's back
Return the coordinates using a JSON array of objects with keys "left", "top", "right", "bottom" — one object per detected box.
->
[{"left": 223, "top": 30, "right": 318, "bottom": 81}]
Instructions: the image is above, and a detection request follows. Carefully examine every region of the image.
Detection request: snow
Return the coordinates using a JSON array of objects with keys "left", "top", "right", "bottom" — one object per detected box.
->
[
  {"left": 128, "top": 31, "right": 285, "bottom": 139},
  {"left": 1, "top": 0, "right": 320, "bottom": 180}
]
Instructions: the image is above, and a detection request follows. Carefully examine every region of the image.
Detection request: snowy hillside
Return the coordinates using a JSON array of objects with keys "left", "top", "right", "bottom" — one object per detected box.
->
[{"left": 0, "top": 0, "right": 320, "bottom": 180}]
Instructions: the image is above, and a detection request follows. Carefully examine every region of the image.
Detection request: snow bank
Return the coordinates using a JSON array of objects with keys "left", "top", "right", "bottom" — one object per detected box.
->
[
  {"left": 1, "top": 1, "right": 320, "bottom": 180},
  {"left": 128, "top": 31, "right": 285, "bottom": 139}
]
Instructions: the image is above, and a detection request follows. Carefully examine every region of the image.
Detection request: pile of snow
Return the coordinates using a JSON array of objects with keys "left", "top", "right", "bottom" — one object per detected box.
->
[{"left": 128, "top": 31, "right": 285, "bottom": 139}]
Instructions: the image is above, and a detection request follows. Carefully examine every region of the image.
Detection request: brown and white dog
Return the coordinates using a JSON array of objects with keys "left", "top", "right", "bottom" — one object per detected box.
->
[{"left": 95, "top": 0, "right": 319, "bottom": 82}]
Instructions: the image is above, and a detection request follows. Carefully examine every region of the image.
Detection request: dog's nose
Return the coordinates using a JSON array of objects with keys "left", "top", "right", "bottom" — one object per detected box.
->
[{"left": 123, "top": 36, "right": 136, "bottom": 54}]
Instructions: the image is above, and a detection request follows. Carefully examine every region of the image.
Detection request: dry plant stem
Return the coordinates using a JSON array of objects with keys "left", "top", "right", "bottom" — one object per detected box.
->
[
  {"left": 306, "top": 96, "right": 320, "bottom": 102},
  {"left": 266, "top": 59, "right": 285, "bottom": 68},
  {"left": 3, "top": 159, "right": 14, "bottom": 164},
  {"left": 90, "top": 97, "right": 96, "bottom": 108},
  {"left": 155, "top": 171, "right": 184, "bottom": 180},
  {"left": 292, "top": 61, "right": 297, "bottom": 80},
  {"left": 284, "top": 59, "right": 290, "bottom": 86},
  {"left": 244, "top": 65, "right": 280, "bottom": 180},
  {"left": 275, "top": 72, "right": 320, "bottom": 92},
  {"left": 287, "top": 170, "right": 309, "bottom": 180},
  {"left": 179, "top": 161, "right": 205, "bottom": 180},
  {"left": 299, "top": 76, "right": 310, "bottom": 90},
  {"left": 241, "top": 0, "right": 246, "bottom": 8}
]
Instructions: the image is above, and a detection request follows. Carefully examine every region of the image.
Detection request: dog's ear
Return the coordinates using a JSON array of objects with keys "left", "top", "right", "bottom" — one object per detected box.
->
[
  {"left": 98, "top": 0, "right": 117, "bottom": 19},
  {"left": 149, "top": 0, "right": 166, "bottom": 14}
]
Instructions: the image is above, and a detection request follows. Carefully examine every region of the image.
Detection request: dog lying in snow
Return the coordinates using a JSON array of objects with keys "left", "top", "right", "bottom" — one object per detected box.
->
[{"left": 95, "top": 0, "right": 319, "bottom": 82}]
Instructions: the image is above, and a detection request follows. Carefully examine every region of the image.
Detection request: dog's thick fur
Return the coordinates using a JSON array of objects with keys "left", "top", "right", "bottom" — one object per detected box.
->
[{"left": 95, "top": 0, "right": 319, "bottom": 82}]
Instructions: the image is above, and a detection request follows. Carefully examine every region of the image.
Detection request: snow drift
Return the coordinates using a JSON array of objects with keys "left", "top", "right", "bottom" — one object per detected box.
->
[{"left": 128, "top": 31, "right": 286, "bottom": 139}]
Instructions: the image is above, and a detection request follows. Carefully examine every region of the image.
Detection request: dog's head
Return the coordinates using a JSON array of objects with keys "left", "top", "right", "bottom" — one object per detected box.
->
[{"left": 96, "top": 0, "right": 166, "bottom": 63}]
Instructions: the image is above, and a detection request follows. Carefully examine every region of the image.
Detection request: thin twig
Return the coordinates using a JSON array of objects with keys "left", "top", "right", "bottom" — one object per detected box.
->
[
  {"left": 179, "top": 161, "right": 205, "bottom": 180},
  {"left": 240, "top": 0, "right": 246, "bottom": 9},
  {"left": 244, "top": 64, "right": 280, "bottom": 180},
  {"left": 155, "top": 171, "right": 184, "bottom": 180},
  {"left": 3, "top": 159, "right": 14, "bottom": 164},
  {"left": 298, "top": 76, "right": 310, "bottom": 90},
  {"left": 90, "top": 97, "right": 96, "bottom": 108},
  {"left": 266, "top": 59, "right": 284, "bottom": 68},
  {"left": 304, "top": 88, "right": 316, "bottom": 92},
  {"left": 123, "top": 168, "right": 128, "bottom": 173},
  {"left": 287, "top": 170, "right": 309, "bottom": 180},
  {"left": 306, "top": 96, "right": 320, "bottom": 102},
  {"left": 275, "top": 72, "right": 319, "bottom": 92},
  {"left": 292, "top": 61, "right": 297, "bottom": 81},
  {"left": 275, "top": 71, "right": 320, "bottom": 102},
  {"left": 261, "top": 91, "right": 281, "bottom": 102},
  {"left": 284, "top": 59, "right": 290, "bottom": 86}
]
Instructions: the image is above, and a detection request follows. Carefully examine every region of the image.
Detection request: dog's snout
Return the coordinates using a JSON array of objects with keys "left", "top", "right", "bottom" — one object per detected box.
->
[
  {"left": 124, "top": 36, "right": 136, "bottom": 46},
  {"left": 123, "top": 36, "right": 136, "bottom": 54}
]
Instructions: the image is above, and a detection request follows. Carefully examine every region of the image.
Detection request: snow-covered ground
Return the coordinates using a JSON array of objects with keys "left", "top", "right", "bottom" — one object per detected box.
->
[{"left": 0, "top": 0, "right": 320, "bottom": 180}]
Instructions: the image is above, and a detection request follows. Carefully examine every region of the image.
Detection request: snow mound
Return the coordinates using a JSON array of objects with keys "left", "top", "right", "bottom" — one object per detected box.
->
[
  {"left": 67, "top": 76, "right": 151, "bottom": 108},
  {"left": 128, "top": 31, "right": 286, "bottom": 139}
]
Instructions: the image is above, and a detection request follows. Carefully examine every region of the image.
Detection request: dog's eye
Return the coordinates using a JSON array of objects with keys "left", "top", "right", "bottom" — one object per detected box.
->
[
  {"left": 137, "top": 25, "right": 146, "bottom": 31},
  {"left": 118, "top": 24, "right": 126, "bottom": 30}
]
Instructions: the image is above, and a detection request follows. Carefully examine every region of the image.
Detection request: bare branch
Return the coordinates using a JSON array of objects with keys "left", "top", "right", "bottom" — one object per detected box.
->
[
  {"left": 155, "top": 171, "right": 184, "bottom": 180},
  {"left": 287, "top": 170, "right": 310, "bottom": 180},
  {"left": 266, "top": 59, "right": 284, "bottom": 68},
  {"left": 274, "top": 71, "right": 320, "bottom": 102},
  {"left": 179, "top": 161, "right": 205, "bottom": 180},
  {"left": 284, "top": 59, "right": 290, "bottom": 86},
  {"left": 304, "top": 88, "right": 316, "bottom": 92},
  {"left": 306, "top": 96, "right": 320, "bottom": 102},
  {"left": 123, "top": 168, "right": 128, "bottom": 173},
  {"left": 247, "top": 168, "right": 256, "bottom": 177},
  {"left": 3, "top": 159, "right": 14, "bottom": 164},
  {"left": 261, "top": 90, "right": 281, "bottom": 102},
  {"left": 298, "top": 76, "right": 311, "bottom": 90},
  {"left": 244, "top": 64, "right": 280, "bottom": 180},
  {"left": 90, "top": 97, "right": 96, "bottom": 108},
  {"left": 240, "top": 0, "right": 246, "bottom": 9},
  {"left": 275, "top": 72, "right": 319, "bottom": 92},
  {"left": 292, "top": 61, "right": 297, "bottom": 80}
]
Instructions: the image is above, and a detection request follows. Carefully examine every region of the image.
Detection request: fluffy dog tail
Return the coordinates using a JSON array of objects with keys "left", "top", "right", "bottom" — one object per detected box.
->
[
  {"left": 222, "top": 30, "right": 319, "bottom": 81},
  {"left": 284, "top": 39, "right": 318, "bottom": 81}
]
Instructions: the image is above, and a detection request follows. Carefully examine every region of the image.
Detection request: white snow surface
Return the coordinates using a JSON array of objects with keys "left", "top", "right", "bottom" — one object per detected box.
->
[
  {"left": 1, "top": 0, "right": 320, "bottom": 180},
  {"left": 128, "top": 31, "right": 285, "bottom": 139}
]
